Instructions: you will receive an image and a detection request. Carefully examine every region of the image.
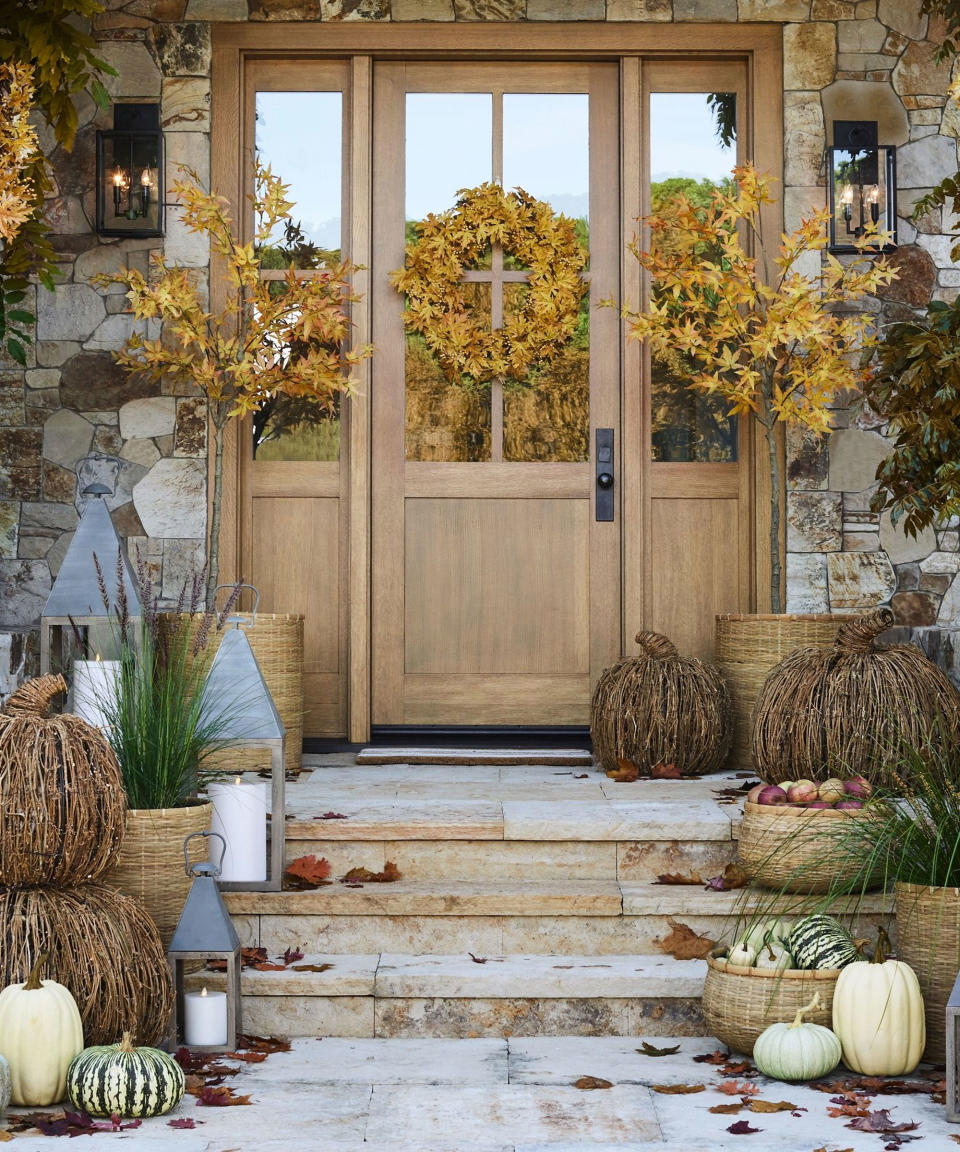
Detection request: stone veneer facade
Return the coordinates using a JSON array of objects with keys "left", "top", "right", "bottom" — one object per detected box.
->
[{"left": 1, "top": 0, "right": 959, "bottom": 694}]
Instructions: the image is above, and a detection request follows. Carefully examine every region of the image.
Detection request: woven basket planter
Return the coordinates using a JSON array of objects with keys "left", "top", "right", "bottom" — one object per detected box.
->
[
  {"left": 0, "top": 675, "right": 125, "bottom": 887},
  {"left": 702, "top": 954, "right": 840, "bottom": 1056},
  {"left": 715, "top": 614, "right": 843, "bottom": 768},
  {"left": 752, "top": 608, "right": 960, "bottom": 788},
  {"left": 737, "top": 801, "right": 882, "bottom": 894},
  {"left": 895, "top": 881, "right": 960, "bottom": 1065},
  {"left": 102, "top": 802, "right": 212, "bottom": 950},
  {"left": 0, "top": 883, "right": 173, "bottom": 1046},
  {"left": 590, "top": 631, "right": 732, "bottom": 777}
]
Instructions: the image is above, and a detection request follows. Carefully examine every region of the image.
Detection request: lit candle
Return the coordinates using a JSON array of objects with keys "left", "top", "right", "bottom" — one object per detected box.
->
[
  {"left": 184, "top": 986, "right": 227, "bottom": 1047},
  {"left": 112, "top": 170, "right": 124, "bottom": 215},
  {"left": 139, "top": 168, "right": 151, "bottom": 216},
  {"left": 72, "top": 656, "right": 120, "bottom": 730},
  {"left": 209, "top": 777, "right": 268, "bottom": 882}
]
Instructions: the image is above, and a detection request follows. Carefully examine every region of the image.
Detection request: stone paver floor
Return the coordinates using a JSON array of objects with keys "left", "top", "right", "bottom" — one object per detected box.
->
[{"left": 3, "top": 1036, "right": 949, "bottom": 1151}]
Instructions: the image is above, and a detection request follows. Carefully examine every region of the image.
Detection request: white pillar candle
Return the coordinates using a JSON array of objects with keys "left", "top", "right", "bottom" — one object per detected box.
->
[
  {"left": 72, "top": 658, "right": 120, "bottom": 730},
  {"left": 209, "top": 778, "right": 268, "bottom": 883},
  {"left": 183, "top": 986, "right": 228, "bottom": 1047}
]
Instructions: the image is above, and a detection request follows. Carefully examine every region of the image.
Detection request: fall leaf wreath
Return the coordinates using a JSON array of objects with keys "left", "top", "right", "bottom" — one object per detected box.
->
[{"left": 390, "top": 182, "right": 587, "bottom": 386}]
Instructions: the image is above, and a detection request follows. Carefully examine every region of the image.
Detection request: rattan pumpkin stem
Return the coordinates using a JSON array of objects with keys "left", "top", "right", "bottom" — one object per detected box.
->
[
  {"left": 834, "top": 608, "right": 895, "bottom": 654},
  {"left": 634, "top": 631, "right": 678, "bottom": 659},
  {"left": 4, "top": 674, "right": 67, "bottom": 717},
  {"left": 24, "top": 950, "right": 48, "bottom": 991},
  {"left": 118, "top": 1032, "right": 136, "bottom": 1053},
  {"left": 790, "top": 991, "right": 821, "bottom": 1027}
]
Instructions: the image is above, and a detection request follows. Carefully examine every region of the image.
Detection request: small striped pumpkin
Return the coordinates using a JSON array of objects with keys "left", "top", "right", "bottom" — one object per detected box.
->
[
  {"left": 789, "top": 915, "right": 859, "bottom": 971},
  {"left": 66, "top": 1033, "right": 184, "bottom": 1118}
]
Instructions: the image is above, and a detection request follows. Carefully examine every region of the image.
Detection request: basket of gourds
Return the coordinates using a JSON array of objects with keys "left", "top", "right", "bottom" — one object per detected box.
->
[{"left": 702, "top": 915, "right": 859, "bottom": 1055}]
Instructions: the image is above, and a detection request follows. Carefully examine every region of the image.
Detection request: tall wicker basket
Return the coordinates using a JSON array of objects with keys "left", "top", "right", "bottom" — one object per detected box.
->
[
  {"left": 715, "top": 613, "right": 844, "bottom": 768},
  {"left": 895, "top": 881, "right": 960, "bottom": 1065}
]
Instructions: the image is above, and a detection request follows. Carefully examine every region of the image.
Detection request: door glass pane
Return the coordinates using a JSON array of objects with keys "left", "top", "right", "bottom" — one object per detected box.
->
[
  {"left": 405, "top": 95, "right": 493, "bottom": 462},
  {"left": 502, "top": 93, "right": 590, "bottom": 462},
  {"left": 648, "top": 91, "right": 738, "bottom": 463},
  {"left": 254, "top": 91, "right": 343, "bottom": 462}
]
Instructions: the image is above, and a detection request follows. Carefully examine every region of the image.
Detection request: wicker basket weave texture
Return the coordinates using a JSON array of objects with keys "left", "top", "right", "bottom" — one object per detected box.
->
[
  {"left": 701, "top": 955, "right": 840, "bottom": 1055},
  {"left": 190, "top": 611, "right": 304, "bottom": 777},
  {"left": 895, "top": 881, "right": 960, "bottom": 1065},
  {"left": 102, "top": 803, "right": 213, "bottom": 950},
  {"left": 715, "top": 614, "right": 844, "bottom": 767},
  {"left": 737, "top": 802, "right": 882, "bottom": 894}
]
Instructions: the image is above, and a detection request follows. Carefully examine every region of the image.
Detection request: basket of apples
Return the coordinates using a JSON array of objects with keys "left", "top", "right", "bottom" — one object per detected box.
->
[{"left": 737, "top": 777, "right": 876, "bottom": 893}]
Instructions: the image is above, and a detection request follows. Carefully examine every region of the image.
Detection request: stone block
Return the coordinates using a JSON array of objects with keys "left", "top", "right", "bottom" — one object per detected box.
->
[
  {"left": 784, "top": 23, "right": 837, "bottom": 90},
  {"left": 174, "top": 397, "right": 207, "bottom": 456},
  {"left": 161, "top": 77, "right": 211, "bottom": 131},
  {"left": 838, "top": 17, "right": 886, "bottom": 52},
  {"left": 92, "top": 426, "right": 123, "bottom": 456},
  {"left": 37, "top": 342, "right": 81, "bottom": 368},
  {"left": 917, "top": 233, "right": 960, "bottom": 268},
  {"left": 940, "top": 573, "right": 960, "bottom": 625},
  {"left": 897, "top": 133, "right": 959, "bottom": 190},
  {"left": 185, "top": 0, "right": 248, "bottom": 15},
  {"left": 784, "top": 92, "right": 825, "bottom": 186},
  {"left": 42, "top": 409, "right": 94, "bottom": 471},
  {"left": 97, "top": 42, "right": 161, "bottom": 100},
  {"left": 164, "top": 206, "right": 210, "bottom": 268},
  {"left": 822, "top": 79, "right": 910, "bottom": 147},
  {"left": 161, "top": 537, "right": 205, "bottom": 599},
  {"left": 24, "top": 369, "right": 61, "bottom": 393},
  {"left": 36, "top": 285, "right": 105, "bottom": 343},
  {"left": 828, "top": 427, "right": 891, "bottom": 491},
  {"left": 879, "top": 508, "right": 937, "bottom": 564},
  {"left": 148, "top": 22, "right": 212, "bottom": 78},
  {"left": 0, "top": 501, "right": 19, "bottom": 560},
  {"left": 828, "top": 550, "right": 897, "bottom": 607},
  {"left": 164, "top": 131, "right": 210, "bottom": 196},
  {"left": 42, "top": 462, "right": 77, "bottom": 505},
  {"left": 813, "top": 0, "right": 856, "bottom": 15},
  {"left": 878, "top": 0, "right": 926, "bottom": 39},
  {"left": 892, "top": 590, "right": 939, "bottom": 626},
  {"left": 787, "top": 491, "right": 843, "bottom": 552},
  {"left": 60, "top": 351, "right": 153, "bottom": 411},
  {"left": 786, "top": 552, "right": 829, "bottom": 612},
  {"left": 452, "top": 0, "right": 524, "bottom": 14},
  {"left": 673, "top": 0, "right": 737, "bottom": 17},
  {"left": 876, "top": 243, "right": 937, "bottom": 307},
  {"left": 21, "top": 500, "right": 77, "bottom": 532},
  {"left": 738, "top": 0, "right": 808, "bottom": 17},
  {"left": 111, "top": 501, "right": 146, "bottom": 541},
  {"left": 133, "top": 457, "right": 206, "bottom": 538},
  {"left": 844, "top": 529, "right": 880, "bottom": 550},
  {"left": 605, "top": 0, "right": 673, "bottom": 14},
  {"left": 119, "top": 396, "right": 177, "bottom": 440},
  {"left": 786, "top": 424, "right": 829, "bottom": 490},
  {"left": 83, "top": 313, "right": 152, "bottom": 352},
  {"left": 0, "top": 560, "right": 51, "bottom": 629},
  {"left": 392, "top": 0, "right": 454, "bottom": 14},
  {"left": 120, "top": 438, "right": 161, "bottom": 468},
  {"left": 528, "top": 0, "right": 603, "bottom": 13},
  {"left": 897, "top": 562, "right": 921, "bottom": 590},
  {"left": 320, "top": 0, "right": 389, "bottom": 15},
  {"left": 893, "top": 39, "right": 954, "bottom": 97}
]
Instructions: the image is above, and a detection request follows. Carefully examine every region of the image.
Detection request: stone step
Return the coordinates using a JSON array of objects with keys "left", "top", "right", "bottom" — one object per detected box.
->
[
  {"left": 354, "top": 748, "right": 595, "bottom": 766},
  {"left": 190, "top": 952, "right": 706, "bottom": 1038}
]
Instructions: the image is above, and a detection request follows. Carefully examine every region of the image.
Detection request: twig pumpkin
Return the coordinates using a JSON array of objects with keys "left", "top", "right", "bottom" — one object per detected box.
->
[
  {"left": 591, "top": 631, "right": 732, "bottom": 776},
  {"left": 0, "top": 884, "right": 173, "bottom": 1046},
  {"left": 752, "top": 607, "right": 960, "bottom": 786},
  {"left": 0, "top": 675, "right": 125, "bottom": 886}
]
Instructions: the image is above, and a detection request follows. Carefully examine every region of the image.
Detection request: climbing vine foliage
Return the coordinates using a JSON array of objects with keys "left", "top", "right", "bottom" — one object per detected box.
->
[{"left": 391, "top": 183, "right": 586, "bottom": 387}]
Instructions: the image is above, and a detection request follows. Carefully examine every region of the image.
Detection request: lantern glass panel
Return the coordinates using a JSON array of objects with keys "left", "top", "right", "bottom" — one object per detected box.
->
[
  {"left": 829, "top": 144, "right": 896, "bottom": 253},
  {"left": 97, "top": 131, "right": 163, "bottom": 237}
]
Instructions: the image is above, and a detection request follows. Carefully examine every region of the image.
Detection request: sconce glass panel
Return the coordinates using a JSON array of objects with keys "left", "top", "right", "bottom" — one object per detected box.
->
[
  {"left": 96, "top": 106, "right": 164, "bottom": 238},
  {"left": 828, "top": 144, "right": 896, "bottom": 254}
]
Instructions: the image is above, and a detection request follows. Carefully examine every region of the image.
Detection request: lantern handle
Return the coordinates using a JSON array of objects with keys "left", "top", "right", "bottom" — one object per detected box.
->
[
  {"left": 183, "top": 830, "right": 227, "bottom": 878},
  {"left": 214, "top": 583, "right": 260, "bottom": 627}
]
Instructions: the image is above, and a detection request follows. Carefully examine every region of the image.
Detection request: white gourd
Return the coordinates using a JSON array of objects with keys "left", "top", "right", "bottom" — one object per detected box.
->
[
  {"left": 0, "top": 953, "right": 84, "bottom": 1106},
  {"left": 755, "top": 942, "right": 793, "bottom": 971},
  {"left": 727, "top": 943, "right": 757, "bottom": 967},
  {"left": 832, "top": 929, "right": 925, "bottom": 1076},
  {"left": 0, "top": 1053, "right": 10, "bottom": 1116},
  {"left": 753, "top": 992, "right": 842, "bottom": 1082},
  {"left": 743, "top": 918, "right": 790, "bottom": 952}
]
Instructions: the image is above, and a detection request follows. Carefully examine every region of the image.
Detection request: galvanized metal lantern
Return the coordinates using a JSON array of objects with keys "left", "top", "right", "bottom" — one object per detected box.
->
[
  {"left": 201, "top": 620, "right": 286, "bottom": 892},
  {"left": 948, "top": 969, "right": 960, "bottom": 1122},
  {"left": 827, "top": 120, "right": 897, "bottom": 254},
  {"left": 96, "top": 104, "right": 164, "bottom": 238},
  {"left": 40, "top": 481, "right": 141, "bottom": 676},
  {"left": 168, "top": 832, "right": 242, "bottom": 1053}
]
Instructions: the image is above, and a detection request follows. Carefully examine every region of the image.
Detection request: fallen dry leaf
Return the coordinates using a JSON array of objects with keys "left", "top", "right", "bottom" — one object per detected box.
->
[
  {"left": 637, "top": 1041, "right": 681, "bottom": 1057},
  {"left": 606, "top": 758, "right": 639, "bottom": 782},
  {"left": 195, "top": 1085, "right": 252, "bottom": 1107},
  {"left": 709, "top": 1103, "right": 743, "bottom": 1115},
  {"left": 291, "top": 962, "right": 334, "bottom": 973},
  {"left": 704, "top": 863, "right": 750, "bottom": 891},
  {"left": 237, "top": 1035, "right": 291, "bottom": 1055},
  {"left": 693, "top": 1049, "right": 732, "bottom": 1065},
  {"left": 315, "top": 811, "right": 348, "bottom": 820},
  {"left": 721, "top": 1061, "right": 754, "bottom": 1077},
  {"left": 341, "top": 861, "right": 402, "bottom": 883},
  {"left": 656, "top": 917, "right": 716, "bottom": 960},
  {"left": 748, "top": 1099, "right": 797, "bottom": 1113},
  {"left": 207, "top": 946, "right": 268, "bottom": 972},
  {"left": 717, "top": 1080, "right": 758, "bottom": 1097},
  {"left": 282, "top": 947, "right": 304, "bottom": 965},
  {"left": 655, "top": 871, "right": 704, "bottom": 886},
  {"left": 19, "top": 1111, "right": 142, "bottom": 1136},
  {"left": 650, "top": 762, "right": 682, "bottom": 779},
  {"left": 225, "top": 1050, "right": 268, "bottom": 1064},
  {"left": 250, "top": 961, "right": 287, "bottom": 971},
  {"left": 573, "top": 773, "right": 589, "bottom": 779},
  {"left": 726, "top": 1120, "right": 761, "bottom": 1135},
  {"left": 651, "top": 1083, "right": 705, "bottom": 1094},
  {"left": 950, "top": 1136, "right": 960, "bottom": 1145},
  {"left": 574, "top": 1076, "right": 613, "bottom": 1090},
  {"left": 845, "top": 1109, "right": 919, "bottom": 1134},
  {"left": 0, "top": 1131, "right": 11, "bottom": 1142},
  {"left": 283, "top": 854, "right": 333, "bottom": 889},
  {"left": 827, "top": 1093, "right": 873, "bottom": 1118},
  {"left": 168, "top": 1118, "right": 203, "bottom": 1129}
]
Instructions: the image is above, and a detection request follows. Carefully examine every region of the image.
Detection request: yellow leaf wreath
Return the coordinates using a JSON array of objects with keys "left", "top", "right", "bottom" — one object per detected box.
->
[{"left": 390, "top": 182, "right": 587, "bottom": 386}]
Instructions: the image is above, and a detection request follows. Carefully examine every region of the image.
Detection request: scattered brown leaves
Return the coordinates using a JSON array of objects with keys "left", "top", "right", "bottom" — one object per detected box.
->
[
  {"left": 827, "top": 1093, "right": 874, "bottom": 1118},
  {"left": 574, "top": 1076, "right": 613, "bottom": 1090},
  {"left": 694, "top": 1049, "right": 731, "bottom": 1065},
  {"left": 651, "top": 1084, "right": 705, "bottom": 1094},
  {"left": 195, "top": 1085, "right": 252, "bottom": 1107},
  {"left": 237, "top": 1035, "right": 291, "bottom": 1056},
  {"left": 606, "top": 758, "right": 639, "bottom": 782},
  {"left": 169, "top": 1118, "right": 203, "bottom": 1129},
  {"left": 748, "top": 1100, "right": 797, "bottom": 1114},
  {"left": 291, "top": 963, "right": 334, "bottom": 973},
  {"left": 713, "top": 780, "right": 761, "bottom": 804},
  {"left": 283, "top": 947, "right": 304, "bottom": 965},
  {"left": 717, "top": 1081, "right": 758, "bottom": 1097},
  {"left": 637, "top": 1042, "right": 681, "bottom": 1057},
  {"left": 650, "top": 762, "right": 682, "bottom": 779},
  {"left": 709, "top": 1102, "right": 743, "bottom": 1115},
  {"left": 341, "top": 861, "right": 401, "bottom": 884},
  {"left": 704, "top": 863, "right": 750, "bottom": 892},
  {"left": 315, "top": 812, "right": 348, "bottom": 820},
  {"left": 655, "top": 871, "right": 704, "bottom": 886},
  {"left": 656, "top": 917, "right": 715, "bottom": 960},
  {"left": 283, "top": 855, "right": 333, "bottom": 890},
  {"left": 7, "top": 1112, "right": 142, "bottom": 1137},
  {"left": 726, "top": 1120, "right": 761, "bottom": 1135},
  {"left": 845, "top": 1110, "right": 918, "bottom": 1135},
  {"left": 814, "top": 1076, "right": 941, "bottom": 1097}
]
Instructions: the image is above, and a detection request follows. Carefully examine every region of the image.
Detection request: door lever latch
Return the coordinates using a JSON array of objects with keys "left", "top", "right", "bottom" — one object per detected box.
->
[{"left": 596, "top": 428, "right": 614, "bottom": 522}]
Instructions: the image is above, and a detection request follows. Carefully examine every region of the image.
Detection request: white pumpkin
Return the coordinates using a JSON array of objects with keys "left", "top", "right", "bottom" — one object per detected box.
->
[
  {"left": 753, "top": 992, "right": 842, "bottom": 1082},
  {"left": 0, "top": 1052, "right": 10, "bottom": 1117},
  {"left": 832, "top": 929, "right": 925, "bottom": 1076},
  {"left": 0, "top": 953, "right": 84, "bottom": 1106},
  {"left": 755, "top": 942, "right": 793, "bottom": 971},
  {"left": 727, "top": 942, "right": 757, "bottom": 967},
  {"left": 742, "top": 918, "right": 791, "bottom": 952}
]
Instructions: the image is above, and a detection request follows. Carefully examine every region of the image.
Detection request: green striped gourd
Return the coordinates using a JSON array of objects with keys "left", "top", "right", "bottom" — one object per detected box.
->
[
  {"left": 0, "top": 1053, "right": 10, "bottom": 1116},
  {"left": 66, "top": 1033, "right": 184, "bottom": 1118},
  {"left": 789, "top": 915, "right": 859, "bottom": 971}
]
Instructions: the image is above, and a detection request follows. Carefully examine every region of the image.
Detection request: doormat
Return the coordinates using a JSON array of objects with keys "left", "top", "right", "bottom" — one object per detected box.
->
[{"left": 355, "top": 747, "right": 594, "bottom": 766}]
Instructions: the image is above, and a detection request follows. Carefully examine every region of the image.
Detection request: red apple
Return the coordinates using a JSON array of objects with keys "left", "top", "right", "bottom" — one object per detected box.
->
[
  {"left": 757, "top": 785, "right": 788, "bottom": 806},
  {"left": 819, "top": 778, "right": 847, "bottom": 804},
  {"left": 787, "top": 781, "right": 819, "bottom": 803},
  {"left": 844, "top": 777, "right": 872, "bottom": 799},
  {"left": 806, "top": 801, "right": 831, "bottom": 809},
  {"left": 835, "top": 799, "right": 864, "bottom": 810},
  {"left": 746, "top": 783, "right": 767, "bottom": 805}
]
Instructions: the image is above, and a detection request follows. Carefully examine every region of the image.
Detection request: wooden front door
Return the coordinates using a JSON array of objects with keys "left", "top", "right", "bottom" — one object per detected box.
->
[{"left": 371, "top": 63, "right": 621, "bottom": 727}]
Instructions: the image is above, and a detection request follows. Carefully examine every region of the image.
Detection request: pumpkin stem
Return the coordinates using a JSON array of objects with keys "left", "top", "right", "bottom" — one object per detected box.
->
[
  {"left": 873, "top": 925, "right": 890, "bottom": 966},
  {"left": 24, "top": 950, "right": 48, "bottom": 991},
  {"left": 834, "top": 608, "right": 894, "bottom": 655},
  {"left": 765, "top": 943, "right": 775, "bottom": 962},
  {"left": 118, "top": 1032, "right": 136, "bottom": 1053},
  {"left": 4, "top": 675, "right": 68, "bottom": 717},
  {"left": 789, "top": 991, "right": 821, "bottom": 1028},
  {"left": 634, "top": 631, "right": 678, "bottom": 660}
]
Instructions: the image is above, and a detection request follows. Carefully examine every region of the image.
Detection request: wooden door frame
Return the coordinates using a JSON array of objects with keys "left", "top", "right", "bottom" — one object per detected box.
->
[{"left": 211, "top": 20, "right": 783, "bottom": 742}]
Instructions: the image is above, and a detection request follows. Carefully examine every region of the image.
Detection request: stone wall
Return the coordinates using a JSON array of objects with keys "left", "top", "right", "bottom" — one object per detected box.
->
[{"left": 2, "top": 0, "right": 959, "bottom": 689}]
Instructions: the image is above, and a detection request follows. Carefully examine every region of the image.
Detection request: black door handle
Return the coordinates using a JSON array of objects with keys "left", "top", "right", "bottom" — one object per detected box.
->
[
  {"left": 596, "top": 429, "right": 614, "bottom": 521},
  {"left": 597, "top": 472, "right": 613, "bottom": 490}
]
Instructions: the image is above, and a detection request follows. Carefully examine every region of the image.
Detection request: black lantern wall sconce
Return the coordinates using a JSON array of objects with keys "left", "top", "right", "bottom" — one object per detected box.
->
[
  {"left": 96, "top": 104, "right": 164, "bottom": 238},
  {"left": 827, "top": 120, "right": 897, "bottom": 254}
]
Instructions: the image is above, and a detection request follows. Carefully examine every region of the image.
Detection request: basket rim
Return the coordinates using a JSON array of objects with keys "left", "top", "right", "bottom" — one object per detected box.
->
[
  {"left": 707, "top": 954, "right": 841, "bottom": 978},
  {"left": 715, "top": 613, "right": 841, "bottom": 624},
  {"left": 895, "top": 880, "right": 960, "bottom": 898},
  {"left": 743, "top": 800, "right": 867, "bottom": 820}
]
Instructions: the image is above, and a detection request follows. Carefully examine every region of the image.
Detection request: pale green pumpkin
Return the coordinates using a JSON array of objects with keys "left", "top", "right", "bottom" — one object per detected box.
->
[
  {"left": 753, "top": 992, "right": 842, "bottom": 1082},
  {"left": 0, "top": 1052, "right": 10, "bottom": 1117}
]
